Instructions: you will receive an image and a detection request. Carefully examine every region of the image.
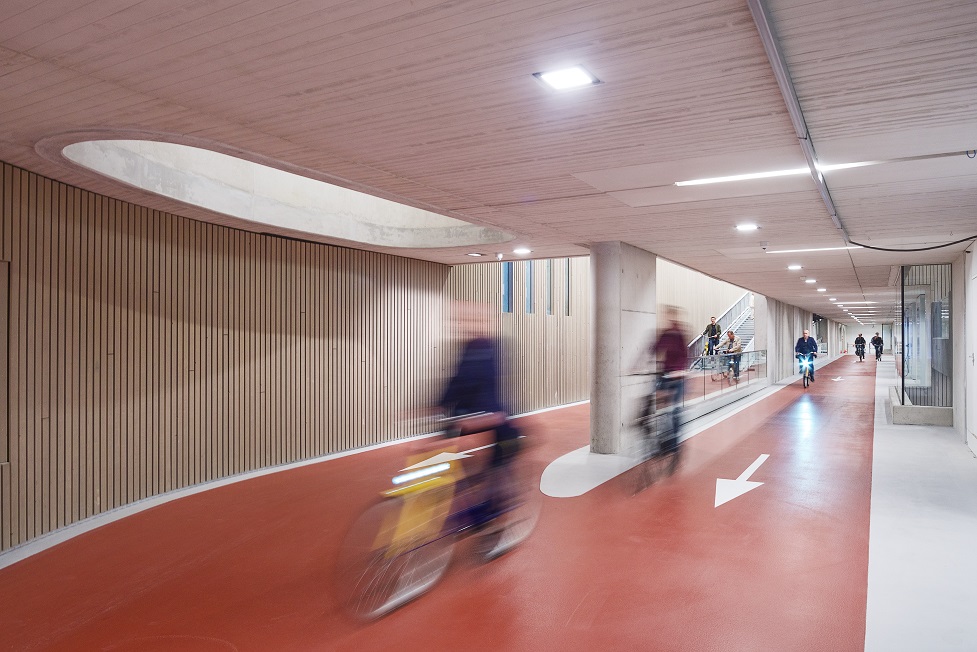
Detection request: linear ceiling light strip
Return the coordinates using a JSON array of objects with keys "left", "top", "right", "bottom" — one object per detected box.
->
[{"left": 747, "top": 0, "right": 848, "bottom": 239}]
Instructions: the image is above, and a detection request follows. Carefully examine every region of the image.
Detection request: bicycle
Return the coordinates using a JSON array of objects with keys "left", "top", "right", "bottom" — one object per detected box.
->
[
  {"left": 333, "top": 413, "right": 541, "bottom": 620},
  {"left": 709, "top": 352, "right": 740, "bottom": 385},
  {"left": 627, "top": 372, "right": 683, "bottom": 494},
  {"left": 855, "top": 343, "right": 865, "bottom": 362},
  {"left": 797, "top": 353, "right": 815, "bottom": 388},
  {"left": 875, "top": 345, "right": 883, "bottom": 362}
]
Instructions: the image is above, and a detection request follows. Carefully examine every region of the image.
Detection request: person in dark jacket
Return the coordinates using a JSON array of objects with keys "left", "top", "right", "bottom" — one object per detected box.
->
[
  {"left": 854, "top": 334, "right": 866, "bottom": 361},
  {"left": 439, "top": 302, "right": 519, "bottom": 466},
  {"left": 794, "top": 329, "right": 819, "bottom": 381},
  {"left": 871, "top": 333, "right": 883, "bottom": 361},
  {"left": 702, "top": 317, "right": 722, "bottom": 355}
]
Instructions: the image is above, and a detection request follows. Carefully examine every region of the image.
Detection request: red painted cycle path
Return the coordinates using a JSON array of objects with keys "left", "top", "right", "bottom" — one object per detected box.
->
[{"left": 0, "top": 357, "right": 874, "bottom": 651}]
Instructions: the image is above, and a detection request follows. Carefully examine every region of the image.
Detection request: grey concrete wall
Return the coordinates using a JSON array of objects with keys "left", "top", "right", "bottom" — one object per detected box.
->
[
  {"left": 952, "top": 253, "right": 967, "bottom": 442},
  {"left": 590, "top": 242, "right": 656, "bottom": 454}
]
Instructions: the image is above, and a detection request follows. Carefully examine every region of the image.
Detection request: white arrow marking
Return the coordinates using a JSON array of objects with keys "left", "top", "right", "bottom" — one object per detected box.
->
[
  {"left": 400, "top": 442, "right": 495, "bottom": 471},
  {"left": 715, "top": 454, "right": 770, "bottom": 507},
  {"left": 831, "top": 376, "right": 844, "bottom": 382}
]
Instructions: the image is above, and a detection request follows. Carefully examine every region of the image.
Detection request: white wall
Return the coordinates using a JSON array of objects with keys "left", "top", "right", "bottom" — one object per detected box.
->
[
  {"left": 657, "top": 258, "right": 747, "bottom": 336},
  {"left": 760, "top": 296, "right": 813, "bottom": 382}
]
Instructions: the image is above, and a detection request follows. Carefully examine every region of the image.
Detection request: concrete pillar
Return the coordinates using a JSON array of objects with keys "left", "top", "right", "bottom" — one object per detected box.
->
[{"left": 590, "top": 242, "right": 657, "bottom": 454}]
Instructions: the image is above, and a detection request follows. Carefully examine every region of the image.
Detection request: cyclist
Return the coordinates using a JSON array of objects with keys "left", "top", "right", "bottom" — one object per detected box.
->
[
  {"left": 439, "top": 302, "right": 520, "bottom": 517},
  {"left": 650, "top": 306, "right": 691, "bottom": 446},
  {"left": 702, "top": 316, "right": 722, "bottom": 355},
  {"left": 794, "top": 329, "right": 819, "bottom": 382},
  {"left": 854, "top": 333, "right": 866, "bottom": 362},
  {"left": 717, "top": 329, "right": 743, "bottom": 380},
  {"left": 871, "top": 333, "right": 883, "bottom": 361}
]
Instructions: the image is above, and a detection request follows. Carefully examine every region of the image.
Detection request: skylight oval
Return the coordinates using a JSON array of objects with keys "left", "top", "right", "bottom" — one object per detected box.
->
[{"left": 60, "top": 139, "right": 513, "bottom": 250}]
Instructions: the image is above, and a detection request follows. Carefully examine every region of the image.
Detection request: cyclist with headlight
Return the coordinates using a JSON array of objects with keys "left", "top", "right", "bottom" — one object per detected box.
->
[{"left": 794, "top": 329, "right": 819, "bottom": 382}]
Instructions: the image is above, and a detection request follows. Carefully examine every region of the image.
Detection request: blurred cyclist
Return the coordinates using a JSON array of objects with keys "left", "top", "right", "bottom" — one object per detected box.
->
[
  {"left": 650, "top": 306, "right": 691, "bottom": 443},
  {"left": 438, "top": 302, "right": 520, "bottom": 516}
]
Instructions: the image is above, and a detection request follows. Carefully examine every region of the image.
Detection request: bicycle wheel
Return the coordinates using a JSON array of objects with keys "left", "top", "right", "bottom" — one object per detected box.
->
[
  {"left": 629, "top": 413, "right": 676, "bottom": 493},
  {"left": 476, "top": 455, "right": 542, "bottom": 560},
  {"left": 710, "top": 370, "right": 724, "bottom": 382},
  {"left": 803, "top": 372, "right": 809, "bottom": 388},
  {"left": 335, "top": 496, "right": 454, "bottom": 620}
]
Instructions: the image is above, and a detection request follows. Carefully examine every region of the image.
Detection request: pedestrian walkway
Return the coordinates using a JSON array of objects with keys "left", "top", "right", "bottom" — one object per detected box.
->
[
  {"left": 0, "top": 356, "right": 972, "bottom": 651},
  {"left": 865, "top": 359, "right": 977, "bottom": 651}
]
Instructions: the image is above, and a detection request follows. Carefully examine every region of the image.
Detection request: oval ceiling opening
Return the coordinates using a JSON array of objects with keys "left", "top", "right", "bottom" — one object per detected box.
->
[{"left": 62, "top": 140, "right": 512, "bottom": 249}]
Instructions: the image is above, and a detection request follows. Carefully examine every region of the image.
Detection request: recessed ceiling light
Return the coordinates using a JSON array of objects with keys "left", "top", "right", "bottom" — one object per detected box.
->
[
  {"left": 764, "top": 246, "right": 863, "bottom": 254},
  {"left": 829, "top": 298, "right": 837, "bottom": 301},
  {"left": 736, "top": 223, "right": 759, "bottom": 231},
  {"left": 466, "top": 252, "right": 483, "bottom": 257},
  {"left": 787, "top": 264, "right": 802, "bottom": 271},
  {"left": 805, "top": 279, "right": 817, "bottom": 283},
  {"left": 817, "top": 288, "right": 826, "bottom": 292},
  {"left": 513, "top": 247, "right": 532, "bottom": 255},
  {"left": 533, "top": 66, "right": 600, "bottom": 90}
]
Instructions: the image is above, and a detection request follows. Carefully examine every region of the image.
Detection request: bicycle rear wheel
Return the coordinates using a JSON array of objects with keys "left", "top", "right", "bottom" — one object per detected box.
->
[
  {"left": 803, "top": 372, "right": 809, "bottom": 388},
  {"left": 335, "top": 496, "right": 454, "bottom": 620},
  {"left": 629, "top": 413, "right": 679, "bottom": 493}
]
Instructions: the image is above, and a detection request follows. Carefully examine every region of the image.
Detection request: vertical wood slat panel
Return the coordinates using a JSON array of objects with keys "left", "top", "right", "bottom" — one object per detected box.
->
[{"left": 0, "top": 162, "right": 591, "bottom": 553}]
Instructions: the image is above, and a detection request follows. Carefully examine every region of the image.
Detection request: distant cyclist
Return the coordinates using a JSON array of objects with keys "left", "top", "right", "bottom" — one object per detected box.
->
[
  {"left": 794, "top": 329, "right": 819, "bottom": 382},
  {"left": 854, "top": 333, "right": 866, "bottom": 362},
  {"left": 871, "top": 333, "right": 883, "bottom": 361}
]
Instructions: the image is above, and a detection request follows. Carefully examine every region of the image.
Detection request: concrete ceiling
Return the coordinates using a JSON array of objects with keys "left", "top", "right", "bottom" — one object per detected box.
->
[{"left": 1, "top": 0, "right": 975, "bottom": 325}]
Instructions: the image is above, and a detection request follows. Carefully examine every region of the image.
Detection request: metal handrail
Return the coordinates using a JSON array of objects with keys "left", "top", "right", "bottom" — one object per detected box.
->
[{"left": 686, "top": 292, "right": 752, "bottom": 357}]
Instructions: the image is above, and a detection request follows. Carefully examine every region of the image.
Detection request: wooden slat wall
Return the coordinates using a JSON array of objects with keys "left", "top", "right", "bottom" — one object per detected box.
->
[
  {"left": 444, "top": 257, "right": 591, "bottom": 415},
  {"left": 0, "top": 162, "right": 458, "bottom": 551}
]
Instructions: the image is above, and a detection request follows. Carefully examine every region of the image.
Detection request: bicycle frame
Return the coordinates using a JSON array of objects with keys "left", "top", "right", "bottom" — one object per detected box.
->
[{"left": 797, "top": 353, "right": 814, "bottom": 387}]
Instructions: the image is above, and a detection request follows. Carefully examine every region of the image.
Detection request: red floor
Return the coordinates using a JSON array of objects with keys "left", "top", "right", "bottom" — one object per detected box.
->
[{"left": 0, "top": 357, "right": 875, "bottom": 651}]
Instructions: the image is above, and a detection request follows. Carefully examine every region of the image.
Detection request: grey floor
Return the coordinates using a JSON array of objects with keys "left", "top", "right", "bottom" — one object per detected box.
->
[{"left": 865, "top": 360, "right": 977, "bottom": 651}]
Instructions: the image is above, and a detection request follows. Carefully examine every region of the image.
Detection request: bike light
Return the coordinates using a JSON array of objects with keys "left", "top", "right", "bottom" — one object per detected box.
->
[{"left": 392, "top": 463, "right": 451, "bottom": 485}]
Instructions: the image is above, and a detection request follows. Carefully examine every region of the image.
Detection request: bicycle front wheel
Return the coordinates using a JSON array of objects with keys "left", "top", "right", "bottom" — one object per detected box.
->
[{"left": 335, "top": 496, "right": 454, "bottom": 620}]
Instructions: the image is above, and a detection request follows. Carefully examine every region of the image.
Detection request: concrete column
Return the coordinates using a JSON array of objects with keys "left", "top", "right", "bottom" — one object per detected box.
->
[{"left": 590, "top": 242, "right": 657, "bottom": 454}]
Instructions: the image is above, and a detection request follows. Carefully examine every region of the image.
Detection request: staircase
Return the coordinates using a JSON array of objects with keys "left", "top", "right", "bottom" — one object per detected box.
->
[{"left": 687, "top": 292, "right": 755, "bottom": 368}]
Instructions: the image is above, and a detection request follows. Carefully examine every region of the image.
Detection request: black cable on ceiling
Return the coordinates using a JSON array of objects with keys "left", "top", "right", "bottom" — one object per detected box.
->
[{"left": 846, "top": 235, "right": 977, "bottom": 253}]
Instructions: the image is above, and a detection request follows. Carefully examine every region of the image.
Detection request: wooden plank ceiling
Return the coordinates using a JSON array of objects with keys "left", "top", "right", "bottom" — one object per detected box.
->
[{"left": 1, "top": 0, "right": 975, "bottom": 323}]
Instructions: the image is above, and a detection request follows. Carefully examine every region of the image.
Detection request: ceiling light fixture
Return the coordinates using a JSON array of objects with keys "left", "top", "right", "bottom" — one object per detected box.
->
[
  {"left": 736, "top": 223, "right": 759, "bottom": 231},
  {"left": 817, "top": 288, "right": 826, "bottom": 292},
  {"left": 805, "top": 279, "right": 816, "bottom": 284},
  {"left": 533, "top": 66, "right": 600, "bottom": 90},
  {"left": 765, "top": 246, "right": 863, "bottom": 254},
  {"left": 674, "top": 161, "right": 878, "bottom": 187},
  {"left": 513, "top": 247, "right": 532, "bottom": 255},
  {"left": 466, "top": 253, "right": 484, "bottom": 257},
  {"left": 829, "top": 298, "right": 837, "bottom": 301},
  {"left": 787, "top": 264, "right": 802, "bottom": 271}
]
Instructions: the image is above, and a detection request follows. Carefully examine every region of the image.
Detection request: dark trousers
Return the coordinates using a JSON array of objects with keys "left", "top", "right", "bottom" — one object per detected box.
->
[
  {"left": 657, "top": 375, "right": 685, "bottom": 446},
  {"left": 707, "top": 336, "right": 720, "bottom": 355}
]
